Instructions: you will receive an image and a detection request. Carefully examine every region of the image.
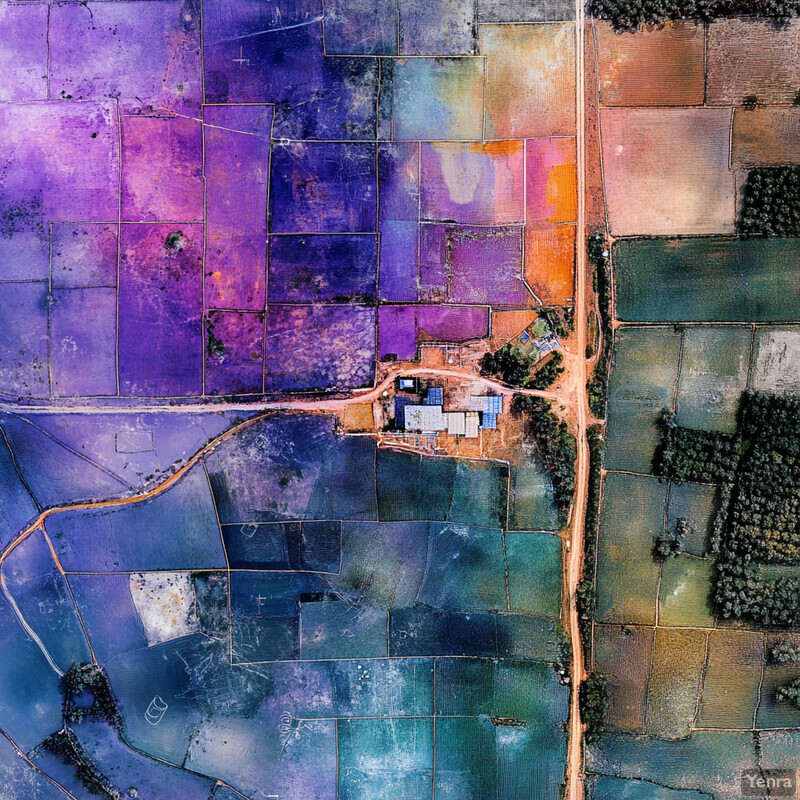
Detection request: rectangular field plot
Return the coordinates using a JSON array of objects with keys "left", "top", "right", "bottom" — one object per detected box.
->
[
  {"left": 707, "top": 19, "right": 800, "bottom": 106},
  {"left": 378, "top": 305, "right": 490, "bottom": 360},
  {"left": 645, "top": 628, "right": 708, "bottom": 738},
  {"left": 526, "top": 137, "right": 577, "bottom": 226},
  {"left": 51, "top": 223, "right": 117, "bottom": 288},
  {"left": 666, "top": 482, "right": 718, "bottom": 557},
  {"left": 434, "top": 715, "right": 566, "bottom": 800},
  {"left": 0, "top": 2, "right": 47, "bottom": 102},
  {"left": 50, "top": 287, "right": 117, "bottom": 397},
  {"left": 421, "top": 141, "right": 525, "bottom": 225},
  {"left": 378, "top": 142, "right": 419, "bottom": 302},
  {"left": 270, "top": 142, "right": 376, "bottom": 233},
  {"left": 268, "top": 235, "right": 377, "bottom": 304},
  {"left": 605, "top": 326, "right": 681, "bottom": 474},
  {"left": 420, "top": 224, "right": 530, "bottom": 307},
  {"left": 508, "top": 460, "right": 560, "bottom": 532},
  {"left": 675, "top": 326, "right": 751, "bottom": 434},
  {"left": 732, "top": 108, "right": 800, "bottom": 169},
  {"left": 595, "top": 21, "right": 705, "bottom": 107},
  {"left": 600, "top": 109, "right": 734, "bottom": 236},
  {"left": 339, "top": 718, "right": 433, "bottom": 800},
  {"left": 399, "top": 0, "right": 476, "bottom": 56},
  {"left": 525, "top": 223, "right": 576, "bottom": 307},
  {"left": 264, "top": 304, "right": 376, "bottom": 392},
  {"left": 0, "top": 101, "right": 119, "bottom": 224},
  {"left": 204, "top": 105, "right": 272, "bottom": 311},
  {"left": 121, "top": 116, "right": 203, "bottom": 223},
  {"left": 389, "top": 57, "right": 485, "bottom": 141},
  {"left": 593, "top": 624, "right": 654, "bottom": 733},
  {"left": 0, "top": 282, "right": 49, "bottom": 399},
  {"left": 118, "top": 224, "right": 203, "bottom": 397},
  {"left": 596, "top": 473, "right": 663, "bottom": 626},
  {"left": 615, "top": 238, "right": 800, "bottom": 322},
  {"left": 506, "top": 532, "right": 562, "bottom": 617},
  {"left": 323, "top": 0, "right": 399, "bottom": 55},
  {"left": 658, "top": 555, "right": 715, "bottom": 628},
  {"left": 697, "top": 631, "right": 763, "bottom": 730},
  {"left": 50, "top": 1, "right": 200, "bottom": 114},
  {"left": 480, "top": 24, "right": 575, "bottom": 138},
  {"left": 204, "top": 310, "right": 264, "bottom": 396},
  {"left": 751, "top": 326, "right": 800, "bottom": 396}
]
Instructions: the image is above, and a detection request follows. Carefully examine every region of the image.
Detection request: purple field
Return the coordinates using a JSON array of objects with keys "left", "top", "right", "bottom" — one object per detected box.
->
[
  {"left": 204, "top": 104, "right": 272, "bottom": 311},
  {"left": 264, "top": 305, "right": 376, "bottom": 392},
  {"left": 121, "top": 116, "right": 203, "bottom": 223},
  {"left": 0, "top": 0, "right": 543, "bottom": 399},
  {"left": 118, "top": 224, "right": 203, "bottom": 397},
  {"left": 420, "top": 224, "right": 530, "bottom": 307},
  {"left": 379, "top": 305, "right": 490, "bottom": 360}
]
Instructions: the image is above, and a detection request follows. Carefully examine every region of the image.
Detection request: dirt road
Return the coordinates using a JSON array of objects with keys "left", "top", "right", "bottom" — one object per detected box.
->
[{"left": 566, "top": 0, "right": 590, "bottom": 797}]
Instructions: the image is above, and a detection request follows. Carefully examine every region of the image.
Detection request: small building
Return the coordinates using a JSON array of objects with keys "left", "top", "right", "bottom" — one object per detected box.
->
[
  {"left": 446, "top": 412, "right": 466, "bottom": 436},
  {"left": 425, "top": 387, "right": 444, "bottom": 406},
  {"left": 404, "top": 405, "right": 446, "bottom": 432},
  {"left": 398, "top": 376, "right": 417, "bottom": 392},
  {"left": 465, "top": 412, "right": 480, "bottom": 438},
  {"left": 481, "top": 412, "right": 497, "bottom": 430}
]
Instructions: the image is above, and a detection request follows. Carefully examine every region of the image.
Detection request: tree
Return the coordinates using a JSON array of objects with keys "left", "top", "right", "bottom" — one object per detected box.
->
[
  {"left": 526, "top": 351, "right": 564, "bottom": 390},
  {"left": 480, "top": 344, "right": 533, "bottom": 387},
  {"left": 580, "top": 674, "right": 609, "bottom": 744}
]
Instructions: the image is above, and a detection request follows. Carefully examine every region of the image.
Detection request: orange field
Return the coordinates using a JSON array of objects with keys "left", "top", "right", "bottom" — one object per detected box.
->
[
  {"left": 595, "top": 21, "right": 705, "bottom": 107},
  {"left": 525, "top": 223, "right": 575, "bottom": 306}
]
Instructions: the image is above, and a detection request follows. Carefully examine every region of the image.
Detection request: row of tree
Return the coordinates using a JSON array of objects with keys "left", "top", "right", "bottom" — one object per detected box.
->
[
  {"left": 587, "top": 232, "right": 613, "bottom": 419},
  {"left": 513, "top": 395, "right": 577, "bottom": 525},
  {"left": 590, "top": 0, "right": 800, "bottom": 31}
]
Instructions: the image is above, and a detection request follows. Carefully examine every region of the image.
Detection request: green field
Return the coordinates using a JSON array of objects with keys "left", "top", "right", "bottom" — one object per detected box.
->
[
  {"left": 605, "top": 327, "right": 682, "bottom": 474},
  {"left": 666, "top": 482, "right": 718, "bottom": 557},
  {"left": 596, "top": 473, "right": 663, "bottom": 625},
  {"left": 675, "top": 326, "right": 751, "bottom": 433},
  {"left": 658, "top": 555, "right": 715, "bottom": 628},
  {"left": 506, "top": 533, "right": 562, "bottom": 617},
  {"left": 615, "top": 237, "right": 800, "bottom": 322}
]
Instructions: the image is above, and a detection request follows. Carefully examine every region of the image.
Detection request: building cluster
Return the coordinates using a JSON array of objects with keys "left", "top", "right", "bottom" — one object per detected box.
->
[{"left": 398, "top": 385, "right": 504, "bottom": 439}]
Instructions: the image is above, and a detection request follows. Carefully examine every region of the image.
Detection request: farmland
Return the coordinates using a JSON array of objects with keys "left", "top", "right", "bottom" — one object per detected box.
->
[{"left": 588, "top": 10, "right": 800, "bottom": 795}]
